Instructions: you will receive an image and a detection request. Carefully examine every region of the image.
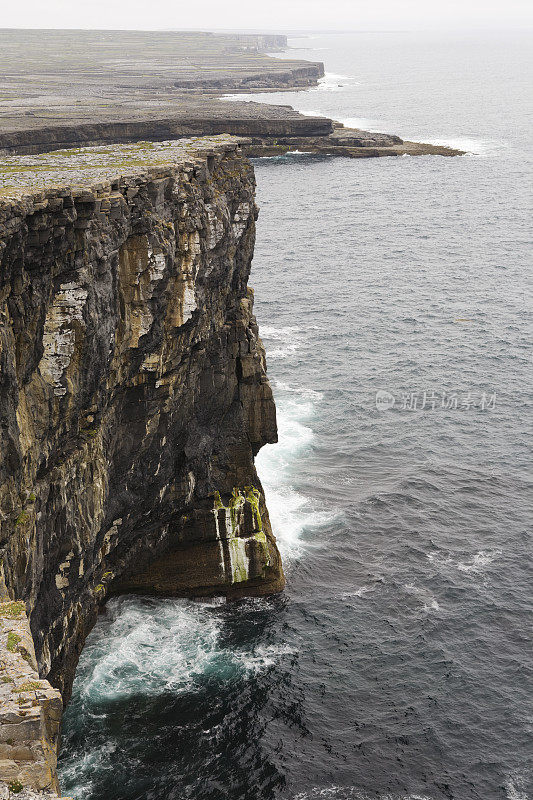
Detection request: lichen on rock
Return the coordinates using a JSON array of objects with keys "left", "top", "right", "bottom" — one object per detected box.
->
[{"left": 210, "top": 486, "right": 272, "bottom": 585}]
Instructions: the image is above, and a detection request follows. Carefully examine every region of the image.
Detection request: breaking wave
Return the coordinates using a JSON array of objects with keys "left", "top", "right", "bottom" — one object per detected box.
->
[
  {"left": 424, "top": 136, "right": 510, "bottom": 156},
  {"left": 310, "top": 73, "right": 358, "bottom": 93},
  {"left": 257, "top": 375, "right": 336, "bottom": 562}
]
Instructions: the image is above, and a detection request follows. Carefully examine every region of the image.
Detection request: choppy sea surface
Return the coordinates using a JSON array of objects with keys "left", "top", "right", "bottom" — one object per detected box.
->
[{"left": 59, "top": 32, "right": 532, "bottom": 800}]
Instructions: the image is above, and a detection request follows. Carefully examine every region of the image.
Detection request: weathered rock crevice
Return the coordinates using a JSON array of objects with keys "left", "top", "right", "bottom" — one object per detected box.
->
[{"left": 0, "top": 135, "right": 283, "bottom": 795}]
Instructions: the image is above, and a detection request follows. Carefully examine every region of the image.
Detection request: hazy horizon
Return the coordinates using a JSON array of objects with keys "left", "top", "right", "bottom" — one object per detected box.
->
[{"left": 2, "top": 0, "right": 532, "bottom": 32}]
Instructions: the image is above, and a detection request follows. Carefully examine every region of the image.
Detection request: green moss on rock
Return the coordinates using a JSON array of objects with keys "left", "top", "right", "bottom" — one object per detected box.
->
[
  {"left": 0, "top": 600, "right": 25, "bottom": 619},
  {"left": 14, "top": 510, "right": 30, "bottom": 526},
  {"left": 212, "top": 485, "right": 269, "bottom": 583},
  {"left": 6, "top": 631, "right": 21, "bottom": 652},
  {"left": 245, "top": 485, "right": 262, "bottom": 531},
  {"left": 13, "top": 681, "right": 42, "bottom": 693}
]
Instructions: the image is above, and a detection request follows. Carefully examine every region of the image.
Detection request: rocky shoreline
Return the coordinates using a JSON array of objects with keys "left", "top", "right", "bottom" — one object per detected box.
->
[{"left": 0, "top": 30, "right": 463, "bottom": 158}]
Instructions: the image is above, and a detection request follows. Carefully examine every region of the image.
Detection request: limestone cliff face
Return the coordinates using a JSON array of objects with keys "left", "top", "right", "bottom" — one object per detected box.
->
[{"left": 0, "top": 137, "right": 283, "bottom": 707}]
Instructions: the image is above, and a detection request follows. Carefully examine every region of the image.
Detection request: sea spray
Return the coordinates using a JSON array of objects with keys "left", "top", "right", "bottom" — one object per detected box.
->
[
  {"left": 59, "top": 595, "right": 296, "bottom": 797},
  {"left": 256, "top": 375, "right": 338, "bottom": 561}
]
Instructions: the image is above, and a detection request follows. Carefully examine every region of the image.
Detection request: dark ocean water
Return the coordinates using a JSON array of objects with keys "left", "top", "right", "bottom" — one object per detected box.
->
[{"left": 59, "top": 32, "right": 533, "bottom": 800}]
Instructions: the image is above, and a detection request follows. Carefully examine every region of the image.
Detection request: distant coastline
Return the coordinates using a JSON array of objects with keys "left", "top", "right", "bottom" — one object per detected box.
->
[{"left": 0, "top": 29, "right": 463, "bottom": 158}]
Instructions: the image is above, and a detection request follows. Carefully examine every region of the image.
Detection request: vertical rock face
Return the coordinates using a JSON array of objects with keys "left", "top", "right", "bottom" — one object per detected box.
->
[
  {"left": 0, "top": 602, "right": 62, "bottom": 795},
  {"left": 0, "top": 137, "right": 283, "bottom": 704}
]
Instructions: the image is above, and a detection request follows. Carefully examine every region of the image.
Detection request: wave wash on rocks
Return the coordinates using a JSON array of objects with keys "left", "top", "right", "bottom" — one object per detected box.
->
[{"left": 0, "top": 136, "right": 283, "bottom": 797}]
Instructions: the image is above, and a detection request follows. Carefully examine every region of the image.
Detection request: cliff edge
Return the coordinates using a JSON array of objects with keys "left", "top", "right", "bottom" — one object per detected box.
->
[{"left": 0, "top": 137, "right": 283, "bottom": 797}]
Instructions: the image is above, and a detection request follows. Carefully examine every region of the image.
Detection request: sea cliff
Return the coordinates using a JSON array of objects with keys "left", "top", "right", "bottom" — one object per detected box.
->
[
  {"left": 0, "top": 136, "right": 283, "bottom": 796},
  {"left": 0, "top": 30, "right": 461, "bottom": 158}
]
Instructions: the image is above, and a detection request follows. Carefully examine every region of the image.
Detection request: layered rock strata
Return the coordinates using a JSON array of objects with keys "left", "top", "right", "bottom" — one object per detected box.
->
[
  {"left": 242, "top": 125, "right": 463, "bottom": 158},
  {"left": 0, "top": 118, "right": 462, "bottom": 159},
  {"left": 0, "top": 111, "right": 334, "bottom": 157},
  {"left": 0, "top": 136, "right": 283, "bottom": 748}
]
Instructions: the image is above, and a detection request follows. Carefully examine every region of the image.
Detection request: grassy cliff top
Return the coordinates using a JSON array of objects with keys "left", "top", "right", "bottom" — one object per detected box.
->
[{"left": 0, "top": 135, "right": 244, "bottom": 200}]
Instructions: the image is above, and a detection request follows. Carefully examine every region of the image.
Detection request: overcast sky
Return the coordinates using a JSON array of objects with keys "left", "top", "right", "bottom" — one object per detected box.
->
[{"left": 3, "top": 0, "right": 533, "bottom": 31}]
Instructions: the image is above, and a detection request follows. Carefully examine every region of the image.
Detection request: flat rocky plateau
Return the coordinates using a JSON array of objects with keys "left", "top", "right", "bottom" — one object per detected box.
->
[
  {"left": 0, "top": 29, "right": 462, "bottom": 157},
  {"left": 0, "top": 135, "right": 248, "bottom": 198}
]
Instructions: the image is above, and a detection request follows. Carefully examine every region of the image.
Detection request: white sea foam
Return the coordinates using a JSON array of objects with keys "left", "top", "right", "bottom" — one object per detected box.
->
[
  {"left": 404, "top": 584, "right": 440, "bottom": 613},
  {"left": 257, "top": 404, "right": 314, "bottom": 561},
  {"left": 60, "top": 596, "right": 299, "bottom": 795},
  {"left": 309, "top": 73, "right": 358, "bottom": 93},
  {"left": 80, "top": 599, "right": 223, "bottom": 701},
  {"left": 275, "top": 379, "right": 323, "bottom": 402},
  {"left": 456, "top": 549, "right": 502, "bottom": 573},
  {"left": 256, "top": 352, "right": 336, "bottom": 560},
  {"left": 428, "top": 548, "right": 501, "bottom": 576},
  {"left": 424, "top": 136, "right": 509, "bottom": 156},
  {"left": 337, "top": 116, "right": 386, "bottom": 133},
  {"left": 341, "top": 585, "right": 374, "bottom": 600},
  {"left": 292, "top": 788, "right": 433, "bottom": 800},
  {"left": 78, "top": 596, "right": 299, "bottom": 706},
  {"left": 59, "top": 740, "right": 118, "bottom": 796},
  {"left": 323, "top": 73, "right": 354, "bottom": 81},
  {"left": 297, "top": 108, "right": 325, "bottom": 118},
  {"left": 504, "top": 774, "right": 530, "bottom": 800},
  {"left": 235, "top": 644, "right": 297, "bottom": 673},
  {"left": 335, "top": 122, "right": 506, "bottom": 157},
  {"left": 261, "top": 324, "right": 302, "bottom": 358}
]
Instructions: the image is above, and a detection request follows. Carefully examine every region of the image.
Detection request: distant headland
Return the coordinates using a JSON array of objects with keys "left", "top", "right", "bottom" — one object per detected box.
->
[{"left": 0, "top": 29, "right": 463, "bottom": 157}]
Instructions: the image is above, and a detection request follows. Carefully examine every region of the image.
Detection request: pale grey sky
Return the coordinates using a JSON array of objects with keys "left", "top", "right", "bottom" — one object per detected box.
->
[{"left": 3, "top": 0, "right": 533, "bottom": 30}]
